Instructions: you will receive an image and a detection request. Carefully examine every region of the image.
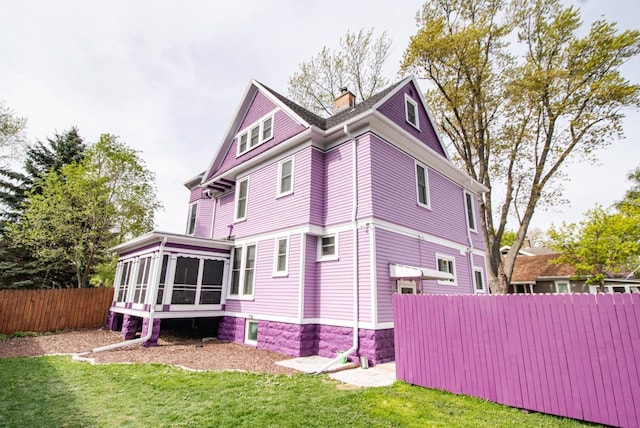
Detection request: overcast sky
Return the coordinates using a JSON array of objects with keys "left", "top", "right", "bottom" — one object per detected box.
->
[{"left": 1, "top": 0, "right": 638, "bottom": 235}]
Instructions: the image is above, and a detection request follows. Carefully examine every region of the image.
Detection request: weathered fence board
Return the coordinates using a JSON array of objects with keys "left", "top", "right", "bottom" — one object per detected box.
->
[
  {"left": 0, "top": 288, "right": 113, "bottom": 334},
  {"left": 393, "top": 293, "right": 640, "bottom": 427}
]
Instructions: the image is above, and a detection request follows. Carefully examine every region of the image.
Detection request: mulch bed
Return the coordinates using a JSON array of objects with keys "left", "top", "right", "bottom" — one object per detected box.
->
[{"left": 0, "top": 328, "right": 298, "bottom": 375}]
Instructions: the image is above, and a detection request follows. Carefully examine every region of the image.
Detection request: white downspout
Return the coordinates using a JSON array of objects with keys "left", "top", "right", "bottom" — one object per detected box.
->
[
  {"left": 316, "top": 123, "right": 359, "bottom": 373},
  {"left": 93, "top": 237, "right": 168, "bottom": 353},
  {"left": 465, "top": 192, "right": 477, "bottom": 293}
]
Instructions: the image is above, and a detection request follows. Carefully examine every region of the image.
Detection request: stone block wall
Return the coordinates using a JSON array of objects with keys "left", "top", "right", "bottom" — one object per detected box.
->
[
  {"left": 121, "top": 314, "right": 139, "bottom": 340},
  {"left": 216, "top": 316, "right": 395, "bottom": 365},
  {"left": 142, "top": 318, "right": 161, "bottom": 347}
]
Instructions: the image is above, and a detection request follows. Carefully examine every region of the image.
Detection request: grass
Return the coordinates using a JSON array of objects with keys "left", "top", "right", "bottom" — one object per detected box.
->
[{"left": 0, "top": 356, "right": 595, "bottom": 428}]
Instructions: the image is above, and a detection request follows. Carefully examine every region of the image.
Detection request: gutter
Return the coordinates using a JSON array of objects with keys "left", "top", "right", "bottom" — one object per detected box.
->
[
  {"left": 316, "top": 123, "right": 360, "bottom": 373},
  {"left": 93, "top": 237, "right": 168, "bottom": 353}
]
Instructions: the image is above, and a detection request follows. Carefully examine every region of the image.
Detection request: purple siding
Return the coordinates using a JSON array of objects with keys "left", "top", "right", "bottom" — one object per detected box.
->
[
  {"left": 376, "top": 227, "right": 475, "bottom": 323},
  {"left": 376, "top": 80, "right": 447, "bottom": 157},
  {"left": 303, "top": 234, "right": 319, "bottom": 318},
  {"left": 394, "top": 294, "right": 640, "bottom": 427},
  {"left": 369, "top": 134, "right": 472, "bottom": 245},
  {"left": 315, "top": 230, "right": 354, "bottom": 321},
  {"left": 194, "top": 198, "right": 213, "bottom": 238},
  {"left": 224, "top": 234, "right": 300, "bottom": 319},
  {"left": 324, "top": 143, "right": 353, "bottom": 226},
  {"left": 207, "top": 92, "right": 307, "bottom": 180},
  {"left": 357, "top": 227, "right": 371, "bottom": 323},
  {"left": 309, "top": 148, "right": 325, "bottom": 226},
  {"left": 189, "top": 187, "right": 203, "bottom": 203},
  {"left": 212, "top": 147, "right": 316, "bottom": 239}
]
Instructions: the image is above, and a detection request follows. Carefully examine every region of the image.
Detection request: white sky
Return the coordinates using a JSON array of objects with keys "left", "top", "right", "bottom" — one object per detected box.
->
[{"left": 1, "top": 0, "right": 638, "bottom": 235}]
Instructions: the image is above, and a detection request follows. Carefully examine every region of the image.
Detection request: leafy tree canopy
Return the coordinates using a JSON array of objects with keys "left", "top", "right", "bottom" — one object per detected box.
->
[
  {"left": 288, "top": 28, "right": 392, "bottom": 117},
  {"left": 9, "top": 134, "right": 162, "bottom": 288},
  {"left": 0, "top": 101, "right": 26, "bottom": 168},
  {"left": 401, "top": 0, "right": 640, "bottom": 293}
]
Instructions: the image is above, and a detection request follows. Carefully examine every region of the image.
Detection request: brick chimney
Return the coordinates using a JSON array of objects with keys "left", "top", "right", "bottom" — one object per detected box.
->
[{"left": 333, "top": 87, "right": 356, "bottom": 113}]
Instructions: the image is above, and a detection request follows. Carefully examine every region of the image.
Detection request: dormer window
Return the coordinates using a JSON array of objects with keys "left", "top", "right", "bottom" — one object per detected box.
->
[
  {"left": 405, "top": 94, "right": 419, "bottom": 130},
  {"left": 236, "top": 112, "right": 276, "bottom": 156}
]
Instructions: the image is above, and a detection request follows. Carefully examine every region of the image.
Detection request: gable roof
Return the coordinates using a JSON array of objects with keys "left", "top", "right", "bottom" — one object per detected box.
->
[
  {"left": 510, "top": 254, "right": 574, "bottom": 283},
  {"left": 200, "top": 76, "right": 485, "bottom": 194}
]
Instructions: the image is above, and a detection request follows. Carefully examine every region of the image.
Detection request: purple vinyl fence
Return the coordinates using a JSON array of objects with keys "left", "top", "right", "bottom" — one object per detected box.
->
[{"left": 393, "top": 293, "right": 640, "bottom": 427}]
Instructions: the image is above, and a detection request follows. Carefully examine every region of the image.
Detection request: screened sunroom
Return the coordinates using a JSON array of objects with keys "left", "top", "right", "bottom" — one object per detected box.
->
[{"left": 109, "top": 231, "right": 233, "bottom": 320}]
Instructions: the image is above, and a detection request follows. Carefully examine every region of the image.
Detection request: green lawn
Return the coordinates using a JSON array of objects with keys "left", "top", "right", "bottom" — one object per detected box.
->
[{"left": 0, "top": 356, "right": 595, "bottom": 427}]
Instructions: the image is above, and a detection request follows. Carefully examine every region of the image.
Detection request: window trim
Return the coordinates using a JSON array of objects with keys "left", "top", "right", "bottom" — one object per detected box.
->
[
  {"left": 273, "top": 236, "right": 289, "bottom": 277},
  {"left": 436, "top": 253, "right": 457, "bottom": 286},
  {"left": 132, "top": 255, "right": 154, "bottom": 305},
  {"left": 234, "top": 176, "right": 249, "bottom": 222},
  {"left": 415, "top": 162, "right": 431, "bottom": 209},
  {"left": 236, "top": 112, "right": 276, "bottom": 157},
  {"left": 317, "top": 234, "right": 338, "bottom": 261},
  {"left": 405, "top": 93, "right": 420, "bottom": 130},
  {"left": 464, "top": 191, "right": 477, "bottom": 233},
  {"left": 228, "top": 243, "right": 257, "bottom": 300},
  {"left": 187, "top": 202, "right": 198, "bottom": 235},
  {"left": 473, "top": 267, "right": 486, "bottom": 293},
  {"left": 555, "top": 280, "right": 571, "bottom": 294},
  {"left": 245, "top": 320, "right": 258, "bottom": 346},
  {"left": 276, "top": 157, "right": 294, "bottom": 198}
]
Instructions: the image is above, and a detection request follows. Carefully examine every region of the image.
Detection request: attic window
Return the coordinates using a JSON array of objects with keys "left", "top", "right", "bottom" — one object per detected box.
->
[
  {"left": 405, "top": 94, "right": 419, "bottom": 130},
  {"left": 236, "top": 111, "right": 276, "bottom": 157}
]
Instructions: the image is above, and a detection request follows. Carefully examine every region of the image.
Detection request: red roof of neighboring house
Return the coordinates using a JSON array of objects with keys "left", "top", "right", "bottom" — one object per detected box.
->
[{"left": 511, "top": 254, "right": 576, "bottom": 283}]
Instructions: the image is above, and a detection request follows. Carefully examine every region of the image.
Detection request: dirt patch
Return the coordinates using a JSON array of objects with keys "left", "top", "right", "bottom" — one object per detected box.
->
[{"left": 0, "top": 328, "right": 297, "bottom": 375}]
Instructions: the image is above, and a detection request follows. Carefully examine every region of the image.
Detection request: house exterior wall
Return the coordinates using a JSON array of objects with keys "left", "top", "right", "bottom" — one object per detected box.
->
[
  {"left": 224, "top": 234, "right": 301, "bottom": 319},
  {"left": 212, "top": 146, "right": 316, "bottom": 240},
  {"left": 375, "top": 227, "right": 476, "bottom": 324},
  {"left": 376, "top": 80, "right": 447, "bottom": 158}
]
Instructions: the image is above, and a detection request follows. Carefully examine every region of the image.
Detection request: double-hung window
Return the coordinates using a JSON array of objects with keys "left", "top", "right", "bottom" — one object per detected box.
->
[
  {"left": 236, "top": 112, "right": 275, "bottom": 156},
  {"left": 235, "top": 177, "right": 249, "bottom": 221},
  {"left": 229, "top": 244, "right": 257, "bottom": 299},
  {"left": 277, "top": 158, "right": 294, "bottom": 197},
  {"left": 274, "top": 237, "right": 289, "bottom": 276},
  {"left": 405, "top": 94, "right": 419, "bottom": 129},
  {"left": 415, "top": 163, "right": 430, "bottom": 208},
  {"left": 465, "top": 192, "right": 477, "bottom": 232},
  {"left": 555, "top": 281, "right": 570, "bottom": 294},
  {"left": 436, "top": 254, "right": 456, "bottom": 285},
  {"left": 187, "top": 202, "right": 197, "bottom": 235}
]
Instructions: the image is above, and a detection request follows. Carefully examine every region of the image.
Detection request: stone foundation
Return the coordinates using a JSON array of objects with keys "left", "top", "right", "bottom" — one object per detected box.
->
[
  {"left": 107, "top": 311, "right": 122, "bottom": 332},
  {"left": 216, "top": 316, "right": 395, "bottom": 365},
  {"left": 121, "top": 314, "right": 139, "bottom": 340},
  {"left": 141, "top": 318, "right": 161, "bottom": 347}
]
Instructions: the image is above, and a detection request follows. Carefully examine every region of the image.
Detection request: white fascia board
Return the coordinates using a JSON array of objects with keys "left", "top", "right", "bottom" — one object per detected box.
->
[{"left": 111, "top": 230, "right": 233, "bottom": 254}]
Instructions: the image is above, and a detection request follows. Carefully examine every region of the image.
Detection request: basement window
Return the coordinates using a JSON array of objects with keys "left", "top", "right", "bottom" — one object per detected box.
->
[{"left": 245, "top": 320, "right": 258, "bottom": 346}]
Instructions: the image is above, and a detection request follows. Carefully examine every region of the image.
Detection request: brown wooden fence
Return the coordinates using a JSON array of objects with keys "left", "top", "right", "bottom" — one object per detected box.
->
[
  {"left": 394, "top": 293, "right": 640, "bottom": 427},
  {"left": 0, "top": 288, "right": 114, "bottom": 334}
]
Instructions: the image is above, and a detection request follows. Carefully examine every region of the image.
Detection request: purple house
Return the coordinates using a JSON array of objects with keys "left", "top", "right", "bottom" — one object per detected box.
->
[{"left": 106, "top": 76, "right": 488, "bottom": 365}]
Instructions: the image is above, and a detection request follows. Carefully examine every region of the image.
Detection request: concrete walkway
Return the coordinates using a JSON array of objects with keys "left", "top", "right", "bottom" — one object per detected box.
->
[{"left": 276, "top": 356, "right": 396, "bottom": 388}]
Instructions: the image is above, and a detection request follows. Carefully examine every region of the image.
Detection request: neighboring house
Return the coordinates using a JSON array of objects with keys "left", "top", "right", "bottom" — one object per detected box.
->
[
  {"left": 106, "top": 76, "right": 488, "bottom": 365},
  {"left": 510, "top": 253, "right": 640, "bottom": 294}
]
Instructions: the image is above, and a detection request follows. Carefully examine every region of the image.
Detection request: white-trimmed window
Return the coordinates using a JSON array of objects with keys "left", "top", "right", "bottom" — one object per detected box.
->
[
  {"left": 245, "top": 320, "right": 258, "bottom": 346},
  {"left": 156, "top": 254, "right": 169, "bottom": 304},
  {"left": 187, "top": 202, "right": 198, "bottom": 235},
  {"left": 465, "top": 192, "right": 477, "bottom": 232},
  {"left": 415, "top": 163, "right": 430, "bottom": 208},
  {"left": 436, "top": 254, "right": 456, "bottom": 285},
  {"left": 473, "top": 268, "right": 486, "bottom": 293},
  {"left": 229, "top": 244, "right": 257, "bottom": 299},
  {"left": 277, "top": 157, "right": 294, "bottom": 197},
  {"left": 555, "top": 281, "right": 570, "bottom": 294},
  {"left": 236, "top": 113, "right": 275, "bottom": 156},
  {"left": 273, "top": 237, "right": 289, "bottom": 276},
  {"left": 318, "top": 234, "right": 338, "bottom": 261},
  {"left": 234, "top": 177, "right": 249, "bottom": 221},
  {"left": 405, "top": 94, "right": 419, "bottom": 129}
]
